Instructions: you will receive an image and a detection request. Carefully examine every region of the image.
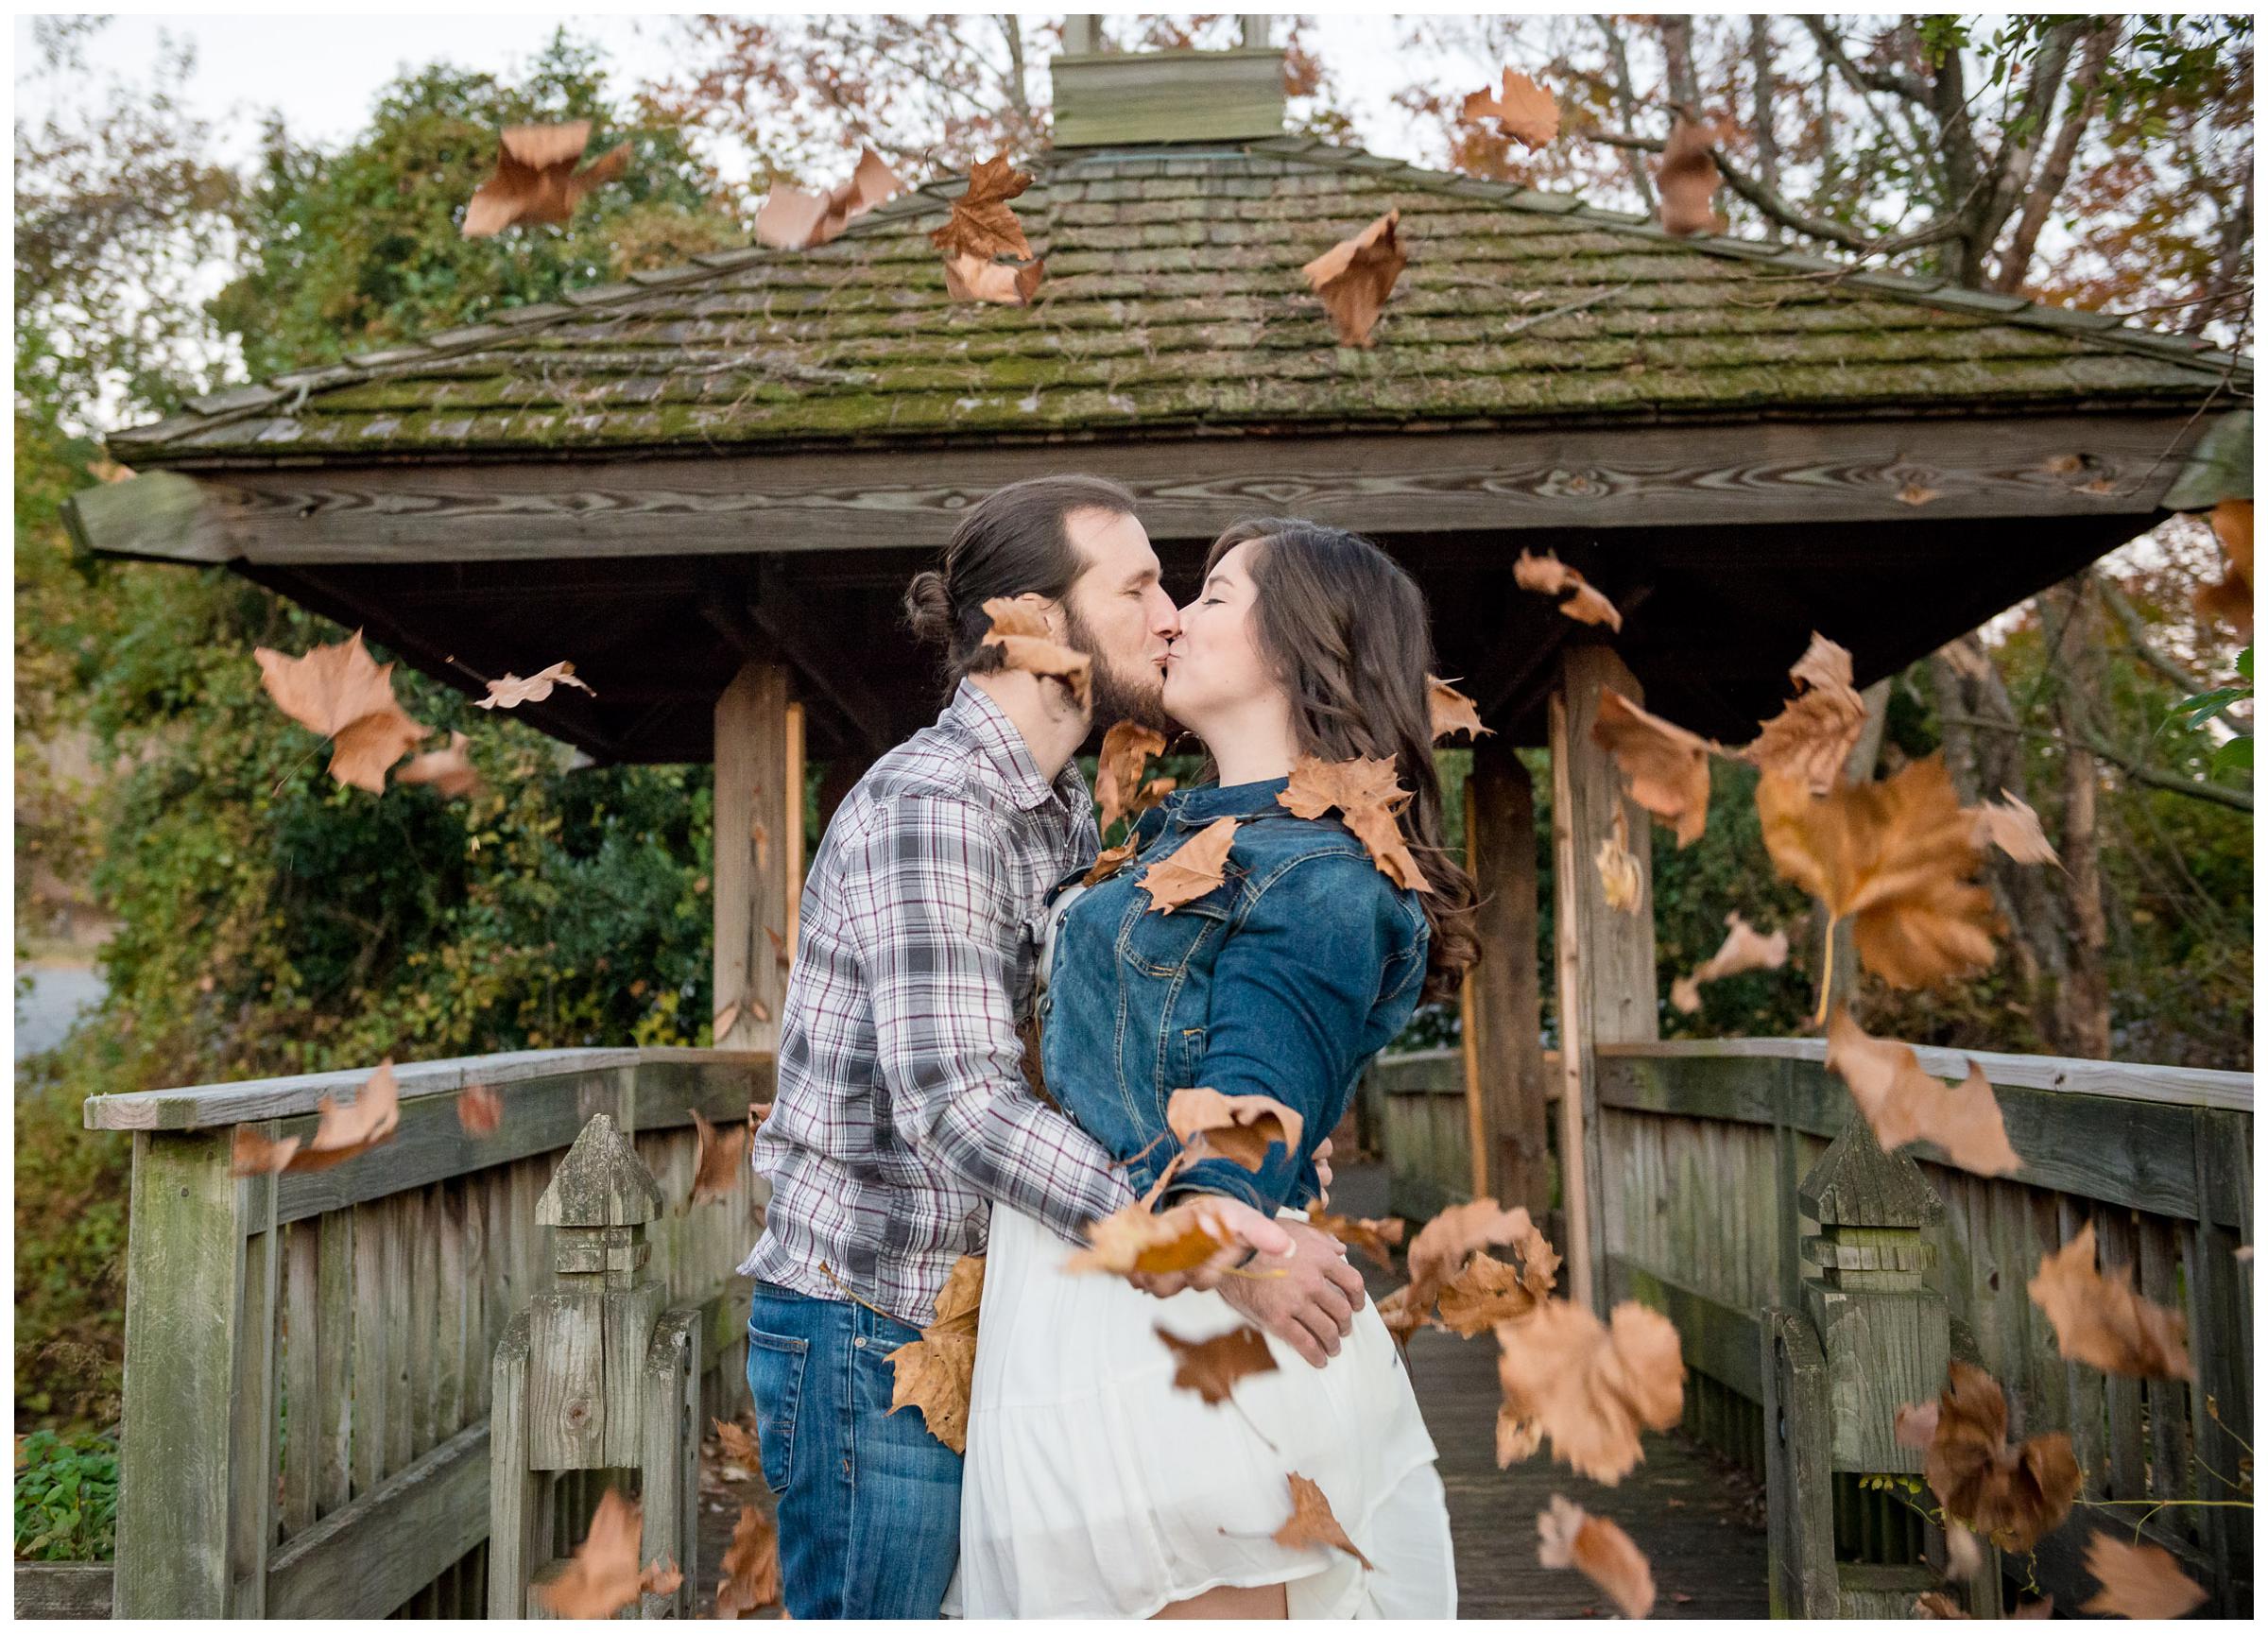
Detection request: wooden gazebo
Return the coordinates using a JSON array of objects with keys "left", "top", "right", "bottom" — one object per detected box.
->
[{"left": 60, "top": 22, "right": 2253, "bottom": 1622}]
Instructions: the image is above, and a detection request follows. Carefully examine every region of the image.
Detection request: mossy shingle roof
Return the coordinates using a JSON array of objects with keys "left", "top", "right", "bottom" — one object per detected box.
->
[{"left": 113, "top": 136, "right": 2247, "bottom": 465}]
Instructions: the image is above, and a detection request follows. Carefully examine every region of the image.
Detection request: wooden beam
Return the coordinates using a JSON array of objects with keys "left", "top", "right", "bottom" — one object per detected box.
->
[
  {"left": 1549, "top": 645, "right": 1660, "bottom": 1313},
  {"left": 1461, "top": 739, "right": 1550, "bottom": 1213},
  {"left": 713, "top": 661, "right": 792, "bottom": 1053},
  {"left": 81, "top": 414, "right": 2208, "bottom": 567},
  {"left": 753, "top": 559, "right": 897, "bottom": 753}
]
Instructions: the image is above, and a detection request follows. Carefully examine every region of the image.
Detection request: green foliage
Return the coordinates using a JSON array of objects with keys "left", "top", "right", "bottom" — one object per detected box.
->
[
  {"left": 12, "top": 1429, "right": 119, "bottom": 1562},
  {"left": 2170, "top": 645, "right": 2253, "bottom": 780}
]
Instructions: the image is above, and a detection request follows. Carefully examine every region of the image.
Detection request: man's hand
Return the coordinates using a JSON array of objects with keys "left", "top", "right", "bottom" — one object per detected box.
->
[
  {"left": 1314, "top": 1136, "right": 1334, "bottom": 1205},
  {"left": 1217, "top": 1219, "right": 1367, "bottom": 1368}
]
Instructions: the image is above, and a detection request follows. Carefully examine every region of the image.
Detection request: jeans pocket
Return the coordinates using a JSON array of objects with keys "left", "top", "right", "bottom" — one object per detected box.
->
[{"left": 746, "top": 1326, "right": 810, "bottom": 1497}]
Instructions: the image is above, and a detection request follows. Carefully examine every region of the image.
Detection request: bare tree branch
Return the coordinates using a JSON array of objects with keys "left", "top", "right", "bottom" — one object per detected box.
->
[
  {"left": 1973, "top": 20, "right": 2087, "bottom": 271},
  {"left": 2091, "top": 572, "right": 2209, "bottom": 695},
  {"left": 1591, "top": 14, "right": 1655, "bottom": 212},
  {"left": 1938, "top": 713, "right": 2255, "bottom": 813},
  {"left": 1748, "top": 15, "right": 1781, "bottom": 241},
  {"left": 2189, "top": 168, "right": 2257, "bottom": 335},
  {"left": 1994, "top": 21, "right": 2116, "bottom": 293},
  {"left": 1801, "top": 16, "right": 1928, "bottom": 101}
]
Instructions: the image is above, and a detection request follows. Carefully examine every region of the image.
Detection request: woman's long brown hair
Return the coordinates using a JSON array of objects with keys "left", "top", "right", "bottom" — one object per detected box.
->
[{"left": 1203, "top": 518, "right": 1481, "bottom": 1002}]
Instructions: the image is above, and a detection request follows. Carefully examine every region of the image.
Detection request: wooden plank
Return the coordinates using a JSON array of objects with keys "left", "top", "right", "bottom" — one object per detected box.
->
[
  {"left": 603, "top": 1282, "right": 667, "bottom": 1469},
  {"left": 1052, "top": 45, "right": 1284, "bottom": 146},
  {"left": 1462, "top": 739, "right": 1549, "bottom": 1213},
  {"left": 1550, "top": 646, "right": 1659, "bottom": 1313},
  {"left": 2092, "top": 1205, "right": 2150, "bottom": 1500},
  {"left": 438, "top": 1182, "right": 467, "bottom": 1439},
  {"left": 315, "top": 1208, "right": 354, "bottom": 1519},
  {"left": 1762, "top": 1307, "right": 1837, "bottom": 1617},
  {"left": 714, "top": 660, "right": 792, "bottom": 1054},
  {"left": 2187, "top": 1108, "right": 2253, "bottom": 1604},
  {"left": 383, "top": 1194, "right": 414, "bottom": 1477},
  {"left": 265, "top": 1422, "right": 491, "bottom": 1621},
  {"left": 11, "top": 1562, "right": 115, "bottom": 1619},
  {"left": 112, "top": 1129, "right": 262, "bottom": 1616},
  {"left": 465, "top": 1171, "right": 493, "bottom": 1421},
  {"left": 2136, "top": 1214, "right": 2194, "bottom": 1529},
  {"left": 234, "top": 1177, "right": 284, "bottom": 1610},
  {"left": 529, "top": 1292, "right": 608, "bottom": 1471},
  {"left": 282, "top": 1220, "right": 319, "bottom": 1538},
  {"left": 406, "top": 1186, "right": 437, "bottom": 1461},
  {"left": 784, "top": 699, "right": 806, "bottom": 947},
  {"left": 83, "top": 1046, "right": 643, "bottom": 1129},
  {"left": 640, "top": 1308, "right": 704, "bottom": 1619},
  {"left": 490, "top": 1313, "right": 550, "bottom": 1619}
]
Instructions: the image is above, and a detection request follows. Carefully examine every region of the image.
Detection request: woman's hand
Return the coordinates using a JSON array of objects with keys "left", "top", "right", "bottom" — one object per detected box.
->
[{"left": 1125, "top": 1196, "right": 1292, "bottom": 1299}]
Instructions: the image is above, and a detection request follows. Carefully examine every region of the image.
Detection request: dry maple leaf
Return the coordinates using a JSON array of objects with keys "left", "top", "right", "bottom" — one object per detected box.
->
[
  {"left": 1742, "top": 634, "right": 1869, "bottom": 796},
  {"left": 286, "top": 1059, "right": 402, "bottom": 1174},
  {"left": 980, "top": 597, "right": 1092, "bottom": 710},
  {"left": 538, "top": 1487, "right": 662, "bottom": 1618},
  {"left": 942, "top": 251, "right": 1046, "bottom": 306},
  {"left": 1592, "top": 689, "right": 1714, "bottom": 849},
  {"left": 2078, "top": 1532, "right": 2206, "bottom": 1619},
  {"left": 232, "top": 1124, "right": 301, "bottom": 1177},
  {"left": 885, "top": 1253, "right": 985, "bottom": 1453},
  {"left": 1537, "top": 1494, "right": 1655, "bottom": 1619},
  {"left": 253, "top": 631, "right": 431, "bottom": 794},
  {"left": 754, "top": 146, "right": 902, "bottom": 249},
  {"left": 1300, "top": 209, "right": 1405, "bottom": 349},
  {"left": 455, "top": 1081, "right": 502, "bottom": 1138},
  {"left": 1462, "top": 68, "right": 1559, "bottom": 148},
  {"left": 1671, "top": 911, "right": 1789, "bottom": 1014},
  {"left": 1157, "top": 1324, "right": 1279, "bottom": 1405},
  {"left": 1594, "top": 804, "right": 1643, "bottom": 915},
  {"left": 1132, "top": 777, "right": 1176, "bottom": 816},
  {"left": 1437, "top": 1249, "right": 1559, "bottom": 1335},
  {"left": 475, "top": 660, "right": 594, "bottom": 711},
  {"left": 1165, "top": 1087, "right": 1305, "bottom": 1172},
  {"left": 1273, "top": 1473, "right": 1374, "bottom": 1570},
  {"left": 1496, "top": 1299, "right": 1685, "bottom": 1486},
  {"left": 930, "top": 154, "right": 1036, "bottom": 261},
  {"left": 1427, "top": 675, "right": 1491, "bottom": 742},
  {"left": 1514, "top": 550, "right": 1624, "bottom": 631},
  {"left": 689, "top": 1107, "right": 748, "bottom": 1206},
  {"left": 1306, "top": 1209, "right": 1405, "bottom": 1270},
  {"left": 1920, "top": 1363, "right": 2082, "bottom": 1555},
  {"left": 395, "top": 731, "right": 481, "bottom": 800},
  {"left": 2193, "top": 497, "right": 2254, "bottom": 633},
  {"left": 716, "top": 1502, "right": 783, "bottom": 1618},
  {"left": 1067, "top": 1194, "right": 1244, "bottom": 1278},
  {"left": 1967, "top": 790, "right": 2059, "bottom": 867},
  {"left": 642, "top": 1554, "right": 683, "bottom": 1598},
  {"left": 1656, "top": 119, "right": 1727, "bottom": 235},
  {"left": 713, "top": 1415, "right": 763, "bottom": 1476},
  {"left": 1098, "top": 721, "right": 1168, "bottom": 834},
  {"left": 1379, "top": 1281, "right": 1435, "bottom": 1346},
  {"left": 1895, "top": 1398, "right": 1940, "bottom": 1451},
  {"left": 1278, "top": 753, "right": 1431, "bottom": 893},
  {"left": 1757, "top": 755, "right": 2000, "bottom": 992},
  {"left": 1826, "top": 1008, "right": 2020, "bottom": 1178},
  {"left": 1083, "top": 835, "right": 1138, "bottom": 886},
  {"left": 1137, "top": 815, "right": 1240, "bottom": 913},
  {"left": 1408, "top": 1197, "right": 1559, "bottom": 1308},
  {"left": 2026, "top": 1221, "right": 2192, "bottom": 1380},
  {"left": 463, "top": 121, "right": 629, "bottom": 238}
]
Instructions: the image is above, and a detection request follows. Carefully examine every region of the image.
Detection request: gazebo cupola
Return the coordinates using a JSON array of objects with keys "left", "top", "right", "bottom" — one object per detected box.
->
[{"left": 1050, "top": 14, "right": 1287, "bottom": 147}]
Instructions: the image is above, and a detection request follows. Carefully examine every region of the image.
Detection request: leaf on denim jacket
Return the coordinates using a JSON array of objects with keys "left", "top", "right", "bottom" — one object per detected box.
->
[
  {"left": 1097, "top": 721, "right": 1167, "bottom": 834},
  {"left": 1274, "top": 1472, "right": 1375, "bottom": 1568},
  {"left": 1305, "top": 1209, "right": 1405, "bottom": 1271},
  {"left": 1496, "top": 1299, "right": 1686, "bottom": 1485},
  {"left": 1157, "top": 1323, "right": 1279, "bottom": 1404},
  {"left": 689, "top": 1106, "right": 749, "bottom": 1207},
  {"left": 981, "top": 597, "right": 1091, "bottom": 710},
  {"left": 1066, "top": 1194, "right": 1243, "bottom": 1278},
  {"left": 1083, "top": 835, "right": 1139, "bottom": 886},
  {"left": 885, "top": 1253, "right": 987, "bottom": 1453},
  {"left": 1136, "top": 815, "right": 1240, "bottom": 913},
  {"left": 716, "top": 1502, "right": 783, "bottom": 1617},
  {"left": 1278, "top": 754, "right": 1432, "bottom": 893},
  {"left": 1165, "top": 1087, "right": 1305, "bottom": 1172},
  {"left": 1427, "top": 675, "right": 1491, "bottom": 742},
  {"left": 1538, "top": 1494, "right": 1655, "bottom": 1619}
]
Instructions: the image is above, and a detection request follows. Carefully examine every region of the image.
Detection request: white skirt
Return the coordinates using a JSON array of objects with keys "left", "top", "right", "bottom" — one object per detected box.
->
[{"left": 946, "top": 1203, "right": 1456, "bottom": 1620}]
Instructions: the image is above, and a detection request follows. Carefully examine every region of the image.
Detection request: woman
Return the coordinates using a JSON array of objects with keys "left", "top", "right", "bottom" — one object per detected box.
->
[{"left": 952, "top": 519, "right": 1480, "bottom": 1619}]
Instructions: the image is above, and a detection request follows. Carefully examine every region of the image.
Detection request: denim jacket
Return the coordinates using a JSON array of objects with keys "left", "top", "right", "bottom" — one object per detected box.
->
[{"left": 1036, "top": 774, "right": 1431, "bottom": 1215}]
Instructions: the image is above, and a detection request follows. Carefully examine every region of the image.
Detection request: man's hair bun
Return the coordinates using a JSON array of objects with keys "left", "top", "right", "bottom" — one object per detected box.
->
[{"left": 903, "top": 569, "right": 955, "bottom": 645}]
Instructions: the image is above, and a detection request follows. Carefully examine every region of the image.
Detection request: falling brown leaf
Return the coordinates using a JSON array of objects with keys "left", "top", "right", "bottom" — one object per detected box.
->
[
  {"left": 538, "top": 1487, "right": 660, "bottom": 1618},
  {"left": 1098, "top": 721, "right": 1168, "bottom": 834},
  {"left": 1137, "top": 815, "right": 1240, "bottom": 913},
  {"left": 980, "top": 597, "right": 1092, "bottom": 710},
  {"left": 1166, "top": 1087, "right": 1305, "bottom": 1172},
  {"left": 1083, "top": 836, "right": 1139, "bottom": 886},
  {"left": 395, "top": 731, "right": 481, "bottom": 800},
  {"left": 713, "top": 999, "right": 742, "bottom": 1041},
  {"left": 462, "top": 121, "right": 629, "bottom": 238},
  {"left": 1826, "top": 1009, "right": 2020, "bottom": 1178},
  {"left": 1594, "top": 804, "right": 1643, "bottom": 915},
  {"left": 2042, "top": 454, "right": 2087, "bottom": 476},
  {"left": 286, "top": 1059, "right": 402, "bottom": 1174},
  {"left": 1895, "top": 1398, "right": 1941, "bottom": 1451},
  {"left": 1655, "top": 119, "right": 1727, "bottom": 235},
  {"left": 885, "top": 1253, "right": 985, "bottom": 1453},
  {"left": 1742, "top": 634, "right": 1869, "bottom": 796},
  {"left": 753, "top": 146, "right": 902, "bottom": 249},
  {"left": 1916, "top": 1591, "right": 1970, "bottom": 1618},
  {"left": 1462, "top": 68, "right": 1560, "bottom": 148},
  {"left": 1157, "top": 1324, "right": 1279, "bottom": 1405},
  {"left": 930, "top": 154, "right": 1035, "bottom": 261},
  {"left": 1300, "top": 209, "right": 1405, "bottom": 349},
  {"left": 2193, "top": 497, "right": 2254, "bottom": 633},
  {"left": 253, "top": 631, "right": 431, "bottom": 795},
  {"left": 1537, "top": 1494, "right": 1656, "bottom": 1619},
  {"left": 1592, "top": 689, "right": 1714, "bottom": 848},
  {"left": 1438, "top": 1249, "right": 1558, "bottom": 1335},
  {"left": 2027, "top": 1221, "right": 2192, "bottom": 1380},
  {"left": 1514, "top": 550, "right": 1624, "bottom": 631},
  {"left": 713, "top": 1415, "right": 763, "bottom": 1475},
  {"left": 1757, "top": 755, "right": 2000, "bottom": 991},
  {"left": 1920, "top": 1363, "right": 2081, "bottom": 1555},
  {"left": 1671, "top": 912, "right": 1789, "bottom": 1013},
  {"left": 1898, "top": 482, "right": 1944, "bottom": 507},
  {"left": 1968, "top": 790, "right": 2059, "bottom": 866},
  {"left": 1380, "top": 1281, "right": 1434, "bottom": 1346},
  {"left": 456, "top": 1081, "right": 502, "bottom": 1138},
  {"left": 1943, "top": 1520, "right": 1987, "bottom": 1582},
  {"left": 1273, "top": 1472, "right": 1374, "bottom": 1569},
  {"left": 766, "top": 924, "right": 791, "bottom": 971},
  {"left": 232, "top": 1124, "right": 301, "bottom": 1177},
  {"left": 715, "top": 1502, "right": 783, "bottom": 1618},
  {"left": 689, "top": 1107, "right": 748, "bottom": 1206},
  {"left": 2078, "top": 1532, "right": 2206, "bottom": 1619},
  {"left": 1278, "top": 753, "right": 1431, "bottom": 892},
  {"left": 1067, "top": 1194, "right": 1245, "bottom": 1278},
  {"left": 86, "top": 457, "right": 134, "bottom": 483},
  {"left": 475, "top": 660, "right": 594, "bottom": 711},
  {"left": 1496, "top": 1299, "right": 1685, "bottom": 1485},
  {"left": 1306, "top": 1209, "right": 1405, "bottom": 1270},
  {"left": 1132, "top": 777, "right": 1176, "bottom": 816},
  {"left": 942, "top": 251, "right": 1046, "bottom": 306},
  {"left": 1408, "top": 1197, "right": 1559, "bottom": 1309},
  {"left": 1427, "top": 675, "right": 1491, "bottom": 742}
]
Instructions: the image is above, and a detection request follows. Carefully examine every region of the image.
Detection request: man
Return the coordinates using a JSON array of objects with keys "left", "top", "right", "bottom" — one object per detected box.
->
[{"left": 739, "top": 474, "right": 1369, "bottom": 1619}]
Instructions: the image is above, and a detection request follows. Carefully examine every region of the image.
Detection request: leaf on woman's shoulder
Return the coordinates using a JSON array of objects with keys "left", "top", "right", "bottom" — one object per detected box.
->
[{"left": 1136, "top": 816, "right": 1239, "bottom": 913}]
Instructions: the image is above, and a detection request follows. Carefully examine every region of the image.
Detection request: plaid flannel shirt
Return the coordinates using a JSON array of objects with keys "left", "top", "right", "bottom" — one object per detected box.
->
[{"left": 738, "top": 679, "right": 1136, "bottom": 1329}]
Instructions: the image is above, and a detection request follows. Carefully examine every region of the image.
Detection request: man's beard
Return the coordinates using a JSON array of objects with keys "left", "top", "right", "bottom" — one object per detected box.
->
[{"left": 1061, "top": 599, "right": 1170, "bottom": 733}]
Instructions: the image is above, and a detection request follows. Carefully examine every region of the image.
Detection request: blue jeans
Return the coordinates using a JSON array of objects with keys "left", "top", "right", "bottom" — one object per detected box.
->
[{"left": 744, "top": 1280, "right": 963, "bottom": 1619}]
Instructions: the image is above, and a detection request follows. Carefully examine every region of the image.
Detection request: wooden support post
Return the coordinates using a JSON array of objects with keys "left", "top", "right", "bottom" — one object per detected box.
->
[
  {"left": 784, "top": 701, "right": 806, "bottom": 952},
  {"left": 1461, "top": 738, "right": 1548, "bottom": 1213},
  {"left": 1549, "top": 645, "right": 1658, "bottom": 1312},
  {"left": 714, "top": 661, "right": 792, "bottom": 1052}
]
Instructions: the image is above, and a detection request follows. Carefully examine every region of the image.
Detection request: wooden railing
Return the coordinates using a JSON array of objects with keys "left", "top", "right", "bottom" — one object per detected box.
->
[{"left": 80, "top": 1047, "right": 772, "bottom": 1619}]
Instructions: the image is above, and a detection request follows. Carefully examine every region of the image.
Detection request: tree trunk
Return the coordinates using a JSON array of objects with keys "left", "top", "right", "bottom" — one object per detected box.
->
[
  {"left": 2046, "top": 581, "right": 2114, "bottom": 1058},
  {"left": 1658, "top": 15, "right": 1699, "bottom": 112},
  {"left": 1594, "top": 15, "right": 1657, "bottom": 210},
  {"left": 1749, "top": 16, "right": 1781, "bottom": 240}
]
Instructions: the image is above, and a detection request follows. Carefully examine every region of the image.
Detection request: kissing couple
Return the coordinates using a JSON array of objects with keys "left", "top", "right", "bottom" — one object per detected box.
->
[{"left": 738, "top": 474, "right": 1475, "bottom": 1618}]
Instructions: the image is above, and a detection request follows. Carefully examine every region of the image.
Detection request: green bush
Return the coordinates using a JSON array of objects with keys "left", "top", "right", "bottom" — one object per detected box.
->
[{"left": 12, "top": 1428, "right": 119, "bottom": 1561}]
